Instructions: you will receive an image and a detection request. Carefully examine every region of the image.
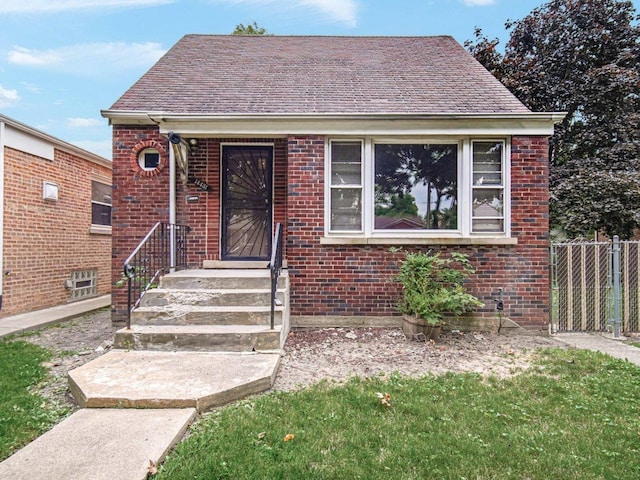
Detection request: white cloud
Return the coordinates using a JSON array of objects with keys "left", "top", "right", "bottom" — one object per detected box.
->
[
  {"left": 8, "top": 42, "right": 166, "bottom": 76},
  {"left": 68, "top": 117, "right": 103, "bottom": 128},
  {"left": 300, "top": 0, "right": 357, "bottom": 26},
  {"left": 0, "top": 85, "right": 21, "bottom": 108},
  {"left": 461, "top": 0, "right": 495, "bottom": 5},
  {"left": 8, "top": 47, "right": 60, "bottom": 67},
  {"left": 0, "top": 0, "right": 174, "bottom": 14},
  {"left": 220, "top": 0, "right": 358, "bottom": 27}
]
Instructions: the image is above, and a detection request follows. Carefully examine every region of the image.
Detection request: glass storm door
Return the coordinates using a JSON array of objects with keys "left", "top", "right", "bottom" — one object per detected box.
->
[{"left": 221, "top": 146, "right": 273, "bottom": 260}]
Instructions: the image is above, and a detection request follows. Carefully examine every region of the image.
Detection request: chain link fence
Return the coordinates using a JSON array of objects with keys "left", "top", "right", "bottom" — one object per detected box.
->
[{"left": 551, "top": 238, "right": 640, "bottom": 333}]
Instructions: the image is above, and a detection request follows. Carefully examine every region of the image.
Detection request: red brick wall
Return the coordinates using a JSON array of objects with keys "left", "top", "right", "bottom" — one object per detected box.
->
[
  {"left": 2, "top": 146, "right": 111, "bottom": 317},
  {"left": 285, "top": 135, "right": 550, "bottom": 329},
  {"left": 111, "top": 126, "right": 170, "bottom": 322},
  {"left": 111, "top": 128, "right": 550, "bottom": 329}
]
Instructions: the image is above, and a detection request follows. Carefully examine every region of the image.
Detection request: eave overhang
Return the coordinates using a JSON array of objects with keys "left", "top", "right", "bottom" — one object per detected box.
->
[
  {"left": 101, "top": 110, "right": 567, "bottom": 137},
  {"left": 1, "top": 113, "right": 112, "bottom": 168}
]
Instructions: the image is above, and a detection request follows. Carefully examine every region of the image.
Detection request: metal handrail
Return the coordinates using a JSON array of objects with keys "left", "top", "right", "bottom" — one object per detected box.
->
[
  {"left": 268, "top": 223, "right": 283, "bottom": 330},
  {"left": 123, "top": 222, "right": 190, "bottom": 329}
]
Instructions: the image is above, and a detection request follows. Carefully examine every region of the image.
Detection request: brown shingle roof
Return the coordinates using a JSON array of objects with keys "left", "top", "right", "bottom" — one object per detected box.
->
[{"left": 109, "top": 35, "right": 530, "bottom": 115}]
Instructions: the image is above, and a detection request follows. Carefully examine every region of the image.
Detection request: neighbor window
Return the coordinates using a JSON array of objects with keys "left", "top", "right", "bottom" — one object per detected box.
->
[
  {"left": 91, "top": 181, "right": 112, "bottom": 227},
  {"left": 69, "top": 269, "right": 97, "bottom": 301},
  {"left": 326, "top": 138, "right": 507, "bottom": 239}
]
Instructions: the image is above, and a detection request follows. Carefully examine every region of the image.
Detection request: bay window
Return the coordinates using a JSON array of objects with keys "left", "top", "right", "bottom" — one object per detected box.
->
[{"left": 327, "top": 138, "right": 508, "bottom": 239}]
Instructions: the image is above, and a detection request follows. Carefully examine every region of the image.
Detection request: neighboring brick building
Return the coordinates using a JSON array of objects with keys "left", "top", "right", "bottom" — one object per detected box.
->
[
  {"left": 103, "top": 35, "right": 564, "bottom": 331},
  {"left": 0, "top": 114, "right": 112, "bottom": 317}
]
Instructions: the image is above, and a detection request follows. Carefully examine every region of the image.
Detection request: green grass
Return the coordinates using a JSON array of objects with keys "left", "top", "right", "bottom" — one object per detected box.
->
[
  {"left": 0, "top": 340, "right": 66, "bottom": 460},
  {"left": 158, "top": 348, "right": 640, "bottom": 480}
]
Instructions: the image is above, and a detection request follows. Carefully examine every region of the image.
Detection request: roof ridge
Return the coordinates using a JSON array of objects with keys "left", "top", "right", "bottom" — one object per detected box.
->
[{"left": 181, "top": 34, "right": 456, "bottom": 39}]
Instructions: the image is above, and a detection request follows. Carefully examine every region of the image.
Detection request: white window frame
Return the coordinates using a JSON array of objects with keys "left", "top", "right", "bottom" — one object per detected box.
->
[
  {"left": 327, "top": 139, "right": 365, "bottom": 234},
  {"left": 324, "top": 136, "right": 511, "bottom": 242},
  {"left": 471, "top": 139, "right": 509, "bottom": 235}
]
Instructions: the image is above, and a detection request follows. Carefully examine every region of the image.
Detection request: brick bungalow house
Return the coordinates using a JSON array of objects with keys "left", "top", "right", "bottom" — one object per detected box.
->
[
  {"left": 102, "top": 35, "right": 563, "bottom": 332},
  {"left": 0, "top": 114, "right": 112, "bottom": 317}
]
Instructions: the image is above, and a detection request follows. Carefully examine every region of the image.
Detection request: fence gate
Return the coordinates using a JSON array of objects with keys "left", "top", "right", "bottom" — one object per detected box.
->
[{"left": 551, "top": 237, "right": 640, "bottom": 333}]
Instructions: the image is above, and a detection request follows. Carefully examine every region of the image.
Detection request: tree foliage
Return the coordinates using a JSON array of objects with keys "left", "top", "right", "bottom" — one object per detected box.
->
[
  {"left": 466, "top": 0, "right": 640, "bottom": 239},
  {"left": 232, "top": 21, "right": 270, "bottom": 35}
]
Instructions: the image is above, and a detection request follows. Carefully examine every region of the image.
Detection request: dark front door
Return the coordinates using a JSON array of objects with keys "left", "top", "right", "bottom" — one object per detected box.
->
[{"left": 221, "top": 145, "right": 273, "bottom": 260}]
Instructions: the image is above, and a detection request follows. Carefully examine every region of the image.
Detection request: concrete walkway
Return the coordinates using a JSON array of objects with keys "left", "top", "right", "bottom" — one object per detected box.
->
[
  {"left": 0, "top": 294, "right": 111, "bottom": 338},
  {"left": 0, "top": 296, "right": 280, "bottom": 480},
  {"left": 552, "top": 332, "right": 640, "bottom": 366},
  {"left": 4, "top": 301, "right": 640, "bottom": 480},
  {"left": 0, "top": 408, "right": 196, "bottom": 480}
]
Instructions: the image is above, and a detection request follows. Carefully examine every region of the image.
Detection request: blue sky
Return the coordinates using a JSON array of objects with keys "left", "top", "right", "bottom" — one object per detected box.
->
[{"left": 0, "top": 0, "right": 637, "bottom": 160}]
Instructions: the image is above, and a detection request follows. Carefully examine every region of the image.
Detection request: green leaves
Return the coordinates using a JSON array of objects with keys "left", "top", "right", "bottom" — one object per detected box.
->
[{"left": 395, "top": 252, "right": 483, "bottom": 324}]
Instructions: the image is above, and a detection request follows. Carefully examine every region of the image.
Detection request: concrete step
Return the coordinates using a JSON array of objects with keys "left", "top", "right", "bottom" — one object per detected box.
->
[
  {"left": 140, "top": 288, "right": 286, "bottom": 308},
  {"left": 114, "top": 324, "right": 284, "bottom": 352},
  {"left": 160, "top": 269, "right": 288, "bottom": 290},
  {"left": 68, "top": 350, "right": 280, "bottom": 412},
  {"left": 131, "top": 305, "right": 284, "bottom": 326}
]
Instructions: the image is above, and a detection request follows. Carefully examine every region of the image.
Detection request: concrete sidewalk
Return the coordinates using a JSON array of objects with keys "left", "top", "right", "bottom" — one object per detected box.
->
[
  {"left": 0, "top": 408, "right": 196, "bottom": 480},
  {"left": 0, "top": 294, "right": 110, "bottom": 338},
  {"left": 552, "top": 331, "right": 640, "bottom": 366}
]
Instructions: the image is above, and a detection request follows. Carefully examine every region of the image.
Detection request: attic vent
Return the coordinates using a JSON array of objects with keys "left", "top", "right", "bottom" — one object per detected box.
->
[{"left": 69, "top": 270, "right": 98, "bottom": 301}]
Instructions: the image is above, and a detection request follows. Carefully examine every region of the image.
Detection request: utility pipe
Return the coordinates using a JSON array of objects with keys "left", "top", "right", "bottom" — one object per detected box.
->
[{"left": 169, "top": 139, "right": 177, "bottom": 271}]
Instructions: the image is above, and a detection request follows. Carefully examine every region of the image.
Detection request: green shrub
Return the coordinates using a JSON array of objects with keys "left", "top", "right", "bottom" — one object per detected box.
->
[{"left": 396, "top": 251, "right": 483, "bottom": 325}]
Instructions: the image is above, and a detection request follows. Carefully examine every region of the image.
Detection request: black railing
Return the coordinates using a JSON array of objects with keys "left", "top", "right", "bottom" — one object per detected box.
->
[
  {"left": 268, "top": 223, "right": 283, "bottom": 330},
  {"left": 123, "top": 222, "right": 190, "bottom": 329}
]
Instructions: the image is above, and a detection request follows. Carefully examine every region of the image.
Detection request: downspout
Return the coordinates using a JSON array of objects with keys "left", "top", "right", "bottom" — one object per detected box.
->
[
  {"left": 169, "top": 140, "right": 177, "bottom": 272},
  {"left": 0, "top": 121, "right": 5, "bottom": 310}
]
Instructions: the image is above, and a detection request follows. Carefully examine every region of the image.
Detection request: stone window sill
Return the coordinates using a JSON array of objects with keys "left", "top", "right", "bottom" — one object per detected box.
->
[
  {"left": 90, "top": 225, "right": 112, "bottom": 235},
  {"left": 320, "top": 236, "right": 518, "bottom": 246}
]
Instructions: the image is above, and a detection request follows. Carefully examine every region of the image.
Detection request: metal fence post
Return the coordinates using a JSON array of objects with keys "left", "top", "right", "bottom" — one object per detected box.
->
[{"left": 613, "top": 235, "right": 622, "bottom": 338}]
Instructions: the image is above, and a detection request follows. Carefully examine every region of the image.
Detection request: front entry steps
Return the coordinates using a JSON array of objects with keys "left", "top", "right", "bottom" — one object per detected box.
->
[
  {"left": 118, "top": 324, "right": 283, "bottom": 352},
  {"left": 70, "top": 269, "right": 289, "bottom": 412},
  {"left": 114, "top": 269, "right": 290, "bottom": 352}
]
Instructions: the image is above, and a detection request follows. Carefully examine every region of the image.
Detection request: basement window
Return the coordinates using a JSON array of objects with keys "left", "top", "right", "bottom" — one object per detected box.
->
[{"left": 69, "top": 270, "right": 98, "bottom": 301}]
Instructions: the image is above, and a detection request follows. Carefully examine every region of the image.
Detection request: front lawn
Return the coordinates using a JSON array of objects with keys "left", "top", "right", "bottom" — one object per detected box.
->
[
  {"left": 0, "top": 340, "right": 60, "bottom": 460},
  {"left": 158, "top": 348, "right": 640, "bottom": 479}
]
